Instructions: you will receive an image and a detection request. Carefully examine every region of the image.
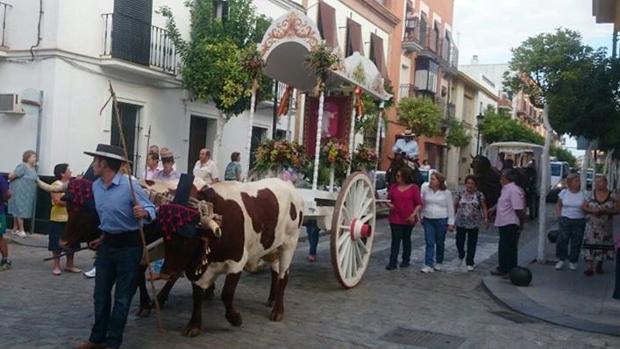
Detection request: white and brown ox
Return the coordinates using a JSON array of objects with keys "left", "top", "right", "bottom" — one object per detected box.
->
[{"left": 160, "top": 178, "right": 304, "bottom": 337}]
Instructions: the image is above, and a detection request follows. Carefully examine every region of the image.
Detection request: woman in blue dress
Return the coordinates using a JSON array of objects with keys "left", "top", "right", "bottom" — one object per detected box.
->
[{"left": 8, "top": 150, "right": 38, "bottom": 237}]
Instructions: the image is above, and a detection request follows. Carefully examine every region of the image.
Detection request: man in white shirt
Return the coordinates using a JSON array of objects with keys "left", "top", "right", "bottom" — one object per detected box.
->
[
  {"left": 193, "top": 148, "right": 219, "bottom": 185},
  {"left": 392, "top": 131, "right": 419, "bottom": 160}
]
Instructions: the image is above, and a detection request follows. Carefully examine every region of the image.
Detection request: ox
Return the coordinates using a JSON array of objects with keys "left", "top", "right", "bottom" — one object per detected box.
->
[{"left": 159, "top": 178, "right": 304, "bottom": 337}]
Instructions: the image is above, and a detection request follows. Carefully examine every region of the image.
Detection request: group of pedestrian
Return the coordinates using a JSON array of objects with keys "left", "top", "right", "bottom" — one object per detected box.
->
[
  {"left": 555, "top": 173, "right": 618, "bottom": 276},
  {"left": 385, "top": 165, "right": 490, "bottom": 273}
]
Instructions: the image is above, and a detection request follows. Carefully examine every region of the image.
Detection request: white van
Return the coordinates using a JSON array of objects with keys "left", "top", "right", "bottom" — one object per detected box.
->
[{"left": 550, "top": 161, "right": 570, "bottom": 190}]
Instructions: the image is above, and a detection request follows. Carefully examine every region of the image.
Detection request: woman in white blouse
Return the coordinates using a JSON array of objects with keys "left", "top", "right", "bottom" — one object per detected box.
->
[{"left": 420, "top": 172, "right": 455, "bottom": 273}]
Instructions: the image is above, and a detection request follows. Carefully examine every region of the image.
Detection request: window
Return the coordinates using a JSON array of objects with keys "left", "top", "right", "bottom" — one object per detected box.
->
[
  {"left": 419, "top": 12, "right": 427, "bottom": 45},
  {"left": 433, "top": 21, "right": 440, "bottom": 52}
]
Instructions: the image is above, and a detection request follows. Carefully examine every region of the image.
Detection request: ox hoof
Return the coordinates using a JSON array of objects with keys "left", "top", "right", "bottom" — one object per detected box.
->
[
  {"left": 182, "top": 324, "right": 201, "bottom": 337},
  {"left": 226, "top": 310, "right": 243, "bottom": 327},
  {"left": 137, "top": 307, "right": 151, "bottom": 318},
  {"left": 269, "top": 311, "right": 283, "bottom": 322}
]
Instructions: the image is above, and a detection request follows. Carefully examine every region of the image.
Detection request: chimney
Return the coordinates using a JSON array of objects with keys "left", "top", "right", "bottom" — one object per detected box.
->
[{"left": 471, "top": 55, "right": 479, "bottom": 64}]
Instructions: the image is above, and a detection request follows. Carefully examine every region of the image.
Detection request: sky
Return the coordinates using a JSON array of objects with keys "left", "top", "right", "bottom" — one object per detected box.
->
[{"left": 454, "top": 0, "right": 614, "bottom": 157}]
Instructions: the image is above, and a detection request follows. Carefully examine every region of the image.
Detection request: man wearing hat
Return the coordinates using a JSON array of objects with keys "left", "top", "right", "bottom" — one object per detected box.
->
[
  {"left": 76, "top": 144, "right": 156, "bottom": 349},
  {"left": 152, "top": 148, "right": 180, "bottom": 182},
  {"left": 392, "top": 130, "right": 419, "bottom": 161}
]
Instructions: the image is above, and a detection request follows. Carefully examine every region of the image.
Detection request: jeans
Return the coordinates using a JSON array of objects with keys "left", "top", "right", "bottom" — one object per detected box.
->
[
  {"left": 422, "top": 218, "right": 448, "bottom": 267},
  {"left": 556, "top": 217, "right": 586, "bottom": 263},
  {"left": 89, "top": 242, "right": 142, "bottom": 349},
  {"left": 456, "top": 227, "right": 479, "bottom": 266},
  {"left": 388, "top": 223, "right": 413, "bottom": 266},
  {"left": 305, "top": 220, "right": 320, "bottom": 256},
  {"left": 497, "top": 224, "right": 520, "bottom": 273}
]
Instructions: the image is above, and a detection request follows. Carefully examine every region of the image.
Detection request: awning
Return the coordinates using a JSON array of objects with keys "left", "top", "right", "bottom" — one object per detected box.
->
[
  {"left": 346, "top": 18, "right": 364, "bottom": 56},
  {"left": 318, "top": 0, "right": 338, "bottom": 49},
  {"left": 369, "top": 33, "right": 389, "bottom": 82}
]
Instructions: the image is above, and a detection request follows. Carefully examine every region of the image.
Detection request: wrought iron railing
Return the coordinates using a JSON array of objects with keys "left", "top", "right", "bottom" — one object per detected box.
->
[
  {"left": 399, "top": 84, "right": 416, "bottom": 100},
  {"left": 403, "top": 24, "right": 459, "bottom": 70},
  {"left": 0, "top": 2, "right": 11, "bottom": 48},
  {"left": 102, "top": 13, "right": 178, "bottom": 75}
]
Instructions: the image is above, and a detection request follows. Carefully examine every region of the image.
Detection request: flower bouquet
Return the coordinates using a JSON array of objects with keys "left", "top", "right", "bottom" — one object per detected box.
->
[
  {"left": 351, "top": 145, "right": 378, "bottom": 172},
  {"left": 253, "top": 139, "right": 308, "bottom": 180}
]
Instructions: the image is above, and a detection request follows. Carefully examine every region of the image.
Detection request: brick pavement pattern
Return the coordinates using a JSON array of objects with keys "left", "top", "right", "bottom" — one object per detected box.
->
[{"left": 1, "top": 209, "right": 619, "bottom": 349}]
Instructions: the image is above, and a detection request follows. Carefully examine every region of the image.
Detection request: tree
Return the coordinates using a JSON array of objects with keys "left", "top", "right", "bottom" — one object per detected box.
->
[
  {"left": 479, "top": 109, "right": 544, "bottom": 145},
  {"left": 161, "top": 0, "right": 271, "bottom": 156},
  {"left": 445, "top": 120, "right": 472, "bottom": 148},
  {"left": 550, "top": 146, "right": 577, "bottom": 167},
  {"left": 397, "top": 97, "right": 442, "bottom": 137}
]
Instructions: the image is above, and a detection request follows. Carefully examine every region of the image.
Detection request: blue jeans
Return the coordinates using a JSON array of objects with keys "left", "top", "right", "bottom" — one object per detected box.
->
[
  {"left": 89, "top": 242, "right": 142, "bottom": 349},
  {"left": 305, "top": 220, "right": 320, "bottom": 256},
  {"left": 556, "top": 217, "right": 586, "bottom": 263},
  {"left": 422, "top": 218, "right": 448, "bottom": 267}
]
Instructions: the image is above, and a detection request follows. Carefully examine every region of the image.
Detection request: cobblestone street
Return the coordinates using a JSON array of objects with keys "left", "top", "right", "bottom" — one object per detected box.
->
[{"left": 1, "top": 208, "right": 619, "bottom": 349}]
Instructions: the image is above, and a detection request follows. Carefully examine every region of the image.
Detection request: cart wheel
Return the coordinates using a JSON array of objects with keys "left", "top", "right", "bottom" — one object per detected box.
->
[{"left": 330, "top": 172, "right": 376, "bottom": 288}]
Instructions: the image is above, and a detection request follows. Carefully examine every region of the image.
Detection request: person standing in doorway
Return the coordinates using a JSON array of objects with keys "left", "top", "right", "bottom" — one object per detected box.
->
[
  {"left": 490, "top": 169, "right": 525, "bottom": 277},
  {"left": 386, "top": 167, "right": 422, "bottom": 270},
  {"left": 8, "top": 150, "right": 38, "bottom": 237},
  {"left": 554, "top": 173, "right": 586, "bottom": 271},
  {"left": 454, "top": 175, "right": 489, "bottom": 271},
  {"left": 0, "top": 174, "right": 12, "bottom": 270},
  {"left": 193, "top": 148, "right": 219, "bottom": 184},
  {"left": 49, "top": 163, "right": 81, "bottom": 275},
  {"left": 420, "top": 172, "right": 455, "bottom": 273},
  {"left": 75, "top": 144, "right": 156, "bottom": 349}
]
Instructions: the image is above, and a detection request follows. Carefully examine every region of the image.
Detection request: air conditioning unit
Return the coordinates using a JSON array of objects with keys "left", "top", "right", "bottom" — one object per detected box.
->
[{"left": 0, "top": 93, "right": 24, "bottom": 115}]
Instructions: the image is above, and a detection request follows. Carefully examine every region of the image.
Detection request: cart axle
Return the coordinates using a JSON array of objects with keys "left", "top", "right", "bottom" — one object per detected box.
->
[{"left": 349, "top": 218, "right": 372, "bottom": 240}]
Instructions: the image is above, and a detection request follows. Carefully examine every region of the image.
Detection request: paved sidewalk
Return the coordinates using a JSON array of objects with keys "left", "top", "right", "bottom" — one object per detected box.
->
[{"left": 483, "top": 219, "right": 620, "bottom": 337}]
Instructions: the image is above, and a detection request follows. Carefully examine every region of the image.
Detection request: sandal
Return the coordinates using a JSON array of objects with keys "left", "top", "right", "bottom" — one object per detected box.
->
[
  {"left": 65, "top": 267, "right": 82, "bottom": 273},
  {"left": 53, "top": 268, "right": 61, "bottom": 276}
]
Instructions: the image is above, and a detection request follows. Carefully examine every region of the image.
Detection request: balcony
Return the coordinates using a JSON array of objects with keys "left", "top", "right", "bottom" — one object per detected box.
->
[
  {"left": 402, "top": 24, "right": 459, "bottom": 75},
  {"left": 0, "top": 1, "right": 11, "bottom": 55},
  {"left": 102, "top": 13, "right": 178, "bottom": 76},
  {"left": 399, "top": 84, "right": 416, "bottom": 100}
]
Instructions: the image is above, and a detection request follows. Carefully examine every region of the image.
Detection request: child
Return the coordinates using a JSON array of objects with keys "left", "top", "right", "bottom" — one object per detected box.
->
[{"left": 49, "top": 164, "right": 81, "bottom": 275}]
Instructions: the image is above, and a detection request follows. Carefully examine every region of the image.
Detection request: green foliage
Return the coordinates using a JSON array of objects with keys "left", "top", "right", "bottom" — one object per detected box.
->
[
  {"left": 161, "top": 0, "right": 270, "bottom": 116},
  {"left": 446, "top": 120, "right": 472, "bottom": 148},
  {"left": 351, "top": 145, "right": 378, "bottom": 171},
  {"left": 550, "top": 146, "right": 577, "bottom": 167},
  {"left": 504, "top": 28, "right": 620, "bottom": 145},
  {"left": 480, "top": 109, "right": 544, "bottom": 145},
  {"left": 355, "top": 113, "right": 387, "bottom": 146},
  {"left": 397, "top": 97, "right": 442, "bottom": 137},
  {"left": 306, "top": 42, "right": 340, "bottom": 88}
]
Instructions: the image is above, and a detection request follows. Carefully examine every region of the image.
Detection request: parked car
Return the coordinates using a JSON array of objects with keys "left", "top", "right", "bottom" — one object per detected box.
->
[
  {"left": 374, "top": 171, "right": 389, "bottom": 216},
  {"left": 547, "top": 161, "right": 570, "bottom": 202}
]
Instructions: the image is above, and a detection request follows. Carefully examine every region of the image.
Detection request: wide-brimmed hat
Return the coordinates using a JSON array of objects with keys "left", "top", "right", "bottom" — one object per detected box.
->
[
  {"left": 84, "top": 144, "right": 130, "bottom": 163},
  {"left": 160, "top": 149, "right": 174, "bottom": 161},
  {"left": 402, "top": 129, "right": 415, "bottom": 137}
]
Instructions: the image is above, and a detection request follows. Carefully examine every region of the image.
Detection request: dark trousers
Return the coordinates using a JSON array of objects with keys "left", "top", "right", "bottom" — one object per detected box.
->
[
  {"left": 497, "top": 224, "right": 520, "bottom": 273},
  {"left": 614, "top": 248, "right": 620, "bottom": 300},
  {"left": 556, "top": 217, "right": 586, "bottom": 263},
  {"left": 305, "top": 220, "right": 320, "bottom": 256},
  {"left": 89, "top": 242, "right": 142, "bottom": 349},
  {"left": 456, "top": 227, "right": 479, "bottom": 266},
  {"left": 388, "top": 223, "right": 413, "bottom": 266}
]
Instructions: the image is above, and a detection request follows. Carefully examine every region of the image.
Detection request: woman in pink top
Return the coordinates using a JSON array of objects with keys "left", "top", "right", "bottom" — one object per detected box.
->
[{"left": 386, "top": 167, "right": 422, "bottom": 270}]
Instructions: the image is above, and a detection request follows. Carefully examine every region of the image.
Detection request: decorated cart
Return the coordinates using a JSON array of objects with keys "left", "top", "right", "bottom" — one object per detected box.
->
[{"left": 252, "top": 11, "right": 391, "bottom": 288}]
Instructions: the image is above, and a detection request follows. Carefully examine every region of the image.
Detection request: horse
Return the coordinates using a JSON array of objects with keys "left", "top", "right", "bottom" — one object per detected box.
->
[
  {"left": 470, "top": 155, "right": 502, "bottom": 209},
  {"left": 386, "top": 152, "right": 423, "bottom": 187}
]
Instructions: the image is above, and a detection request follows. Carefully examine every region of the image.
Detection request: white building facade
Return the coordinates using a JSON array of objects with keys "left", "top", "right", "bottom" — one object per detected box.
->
[{"left": 0, "top": 0, "right": 303, "bottom": 177}]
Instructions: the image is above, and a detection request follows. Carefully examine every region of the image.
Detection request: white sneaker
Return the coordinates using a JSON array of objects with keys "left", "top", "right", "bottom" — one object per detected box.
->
[
  {"left": 83, "top": 267, "right": 96, "bottom": 278},
  {"left": 13, "top": 230, "right": 26, "bottom": 238},
  {"left": 433, "top": 263, "right": 443, "bottom": 271},
  {"left": 420, "top": 266, "right": 434, "bottom": 273},
  {"left": 555, "top": 261, "right": 564, "bottom": 270},
  {"left": 467, "top": 265, "right": 475, "bottom": 272},
  {"left": 568, "top": 262, "right": 577, "bottom": 271}
]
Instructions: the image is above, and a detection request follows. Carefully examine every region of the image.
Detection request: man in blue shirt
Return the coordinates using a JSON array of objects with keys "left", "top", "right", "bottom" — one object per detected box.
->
[
  {"left": 76, "top": 144, "right": 155, "bottom": 349},
  {"left": 392, "top": 130, "right": 419, "bottom": 160}
]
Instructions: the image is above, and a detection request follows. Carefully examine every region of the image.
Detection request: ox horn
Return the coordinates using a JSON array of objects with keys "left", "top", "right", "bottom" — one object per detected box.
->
[
  {"left": 37, "top": 179, "right": 68, "bottom": 193},
  {"left": 198, "top": 201, "right": 222, "bottom": 238}
]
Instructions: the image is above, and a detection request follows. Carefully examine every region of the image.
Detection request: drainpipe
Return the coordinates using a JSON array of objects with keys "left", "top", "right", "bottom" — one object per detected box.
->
[
  {"left": 21, "top": 91, "right": 44, "bottom": 234},
  {"left": 30, "top": 0, "right": 44, "bottom": 60}
]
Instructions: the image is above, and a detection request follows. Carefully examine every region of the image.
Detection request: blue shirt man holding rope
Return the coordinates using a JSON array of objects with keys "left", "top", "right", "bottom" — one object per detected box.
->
[{"left": 76, "top": 144, "right": 156, "bottom": 349}]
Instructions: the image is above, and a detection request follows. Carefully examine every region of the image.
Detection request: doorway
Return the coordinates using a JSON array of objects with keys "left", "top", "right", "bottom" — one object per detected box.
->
[
  {"left": 250, "top": 126, "right": 268, "bottom": 169},
  {"left": 188, "top": 115, "right": 209, "bottom": 171},
  {"left": 110, "top": 102, "right": 141, "bottom": 173}
]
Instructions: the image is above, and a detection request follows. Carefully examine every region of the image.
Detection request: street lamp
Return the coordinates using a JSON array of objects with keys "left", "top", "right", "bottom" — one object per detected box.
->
[{"left": 476, "top": 112, "right": 484, "bottom": 155}]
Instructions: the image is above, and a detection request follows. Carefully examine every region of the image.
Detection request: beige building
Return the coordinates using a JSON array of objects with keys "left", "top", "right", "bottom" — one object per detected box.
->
[{"left": 445, "top": 71, "right": 498, "bottom": 188}]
